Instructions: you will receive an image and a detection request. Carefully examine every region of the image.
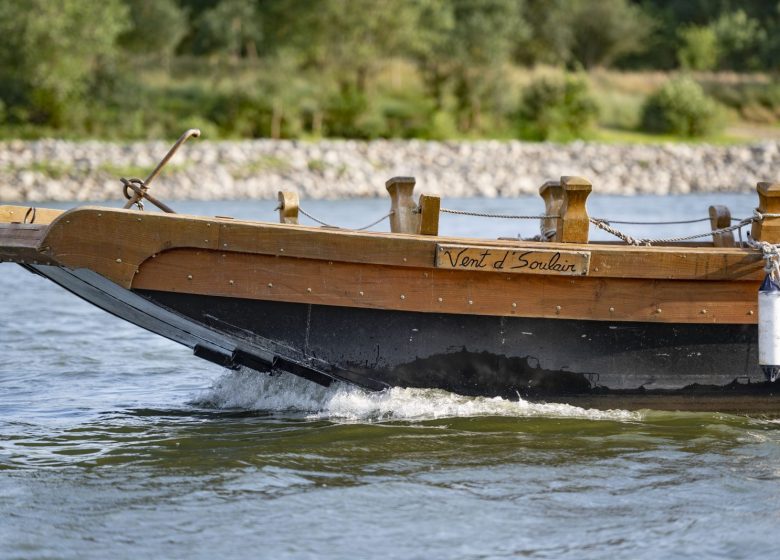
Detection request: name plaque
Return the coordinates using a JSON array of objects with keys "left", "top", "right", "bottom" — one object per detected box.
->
[{"left": 435, "top": 244, "right": 590, "bottom": 276}]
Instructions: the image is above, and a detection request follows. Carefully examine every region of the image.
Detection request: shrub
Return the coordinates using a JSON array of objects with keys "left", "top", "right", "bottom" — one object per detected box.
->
[
  {"left": 517, "top": 76, "right": 598, "bottom": 141},
  {"left": 640, "top": 77, "right": 723, "bottom": 137},
  {"left": 677, "top": 26, "right": 718, "bottom": 71}
]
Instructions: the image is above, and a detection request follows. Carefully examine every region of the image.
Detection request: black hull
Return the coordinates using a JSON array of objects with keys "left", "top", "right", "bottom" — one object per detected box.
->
[{"left": 138, "top": 290, "right": 779, "bottom": 411}]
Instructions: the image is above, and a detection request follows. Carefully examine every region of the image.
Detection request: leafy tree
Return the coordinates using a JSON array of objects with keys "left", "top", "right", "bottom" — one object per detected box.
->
[
  {"left": 0, "top": 0, "right": 129, "bottom": 127},
  {"left": 120, "top": 0, "right": 188, "bottom": 59},
  {"left": 711, "top": 10, "right": 766, "bottom": 71},
  {"left": 410, "top": 0, "right": 527, "bottom": 132},
  {"left": 567, "top": 0, "right": 654, "bottom": 68},
  {"left": 641, "top": 76, "right": 722, "bottom": 137},
  {"left": 677, "top": 25, "right": 718, "bottom": 70},
  {"left": 192, "top": 0, "right": 262, "bottom": 59},
  {"left": 517, "top": 76, "right": 598, "bottom": 141},
  {"left": 515, "top": 0, "right": 574, "bottom": 66}
]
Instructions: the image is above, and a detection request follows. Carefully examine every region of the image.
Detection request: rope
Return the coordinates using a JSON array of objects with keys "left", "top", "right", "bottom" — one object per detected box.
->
[
  {"left": 440, "top": 208, "right": 558, "bottom": 220},
  {"left": 748, "top": 238, "right": 780, "bottom": 280},
  {"left": 590, "top": 216, "right": 756, "bottom": 246},
  {"left": 298, "top": 207, "right": 394, "bottom": 231},
  {"left": 590, "top": 216, "right": 713, "bottom": 225}
]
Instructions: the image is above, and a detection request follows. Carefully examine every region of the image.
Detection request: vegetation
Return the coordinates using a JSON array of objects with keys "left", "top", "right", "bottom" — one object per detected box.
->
[
  {"left": 641, "top": 77, "right": 723, "bottom": 137},
  {"left": 1, "top": 0, "right": 780, "bottom": 142}
]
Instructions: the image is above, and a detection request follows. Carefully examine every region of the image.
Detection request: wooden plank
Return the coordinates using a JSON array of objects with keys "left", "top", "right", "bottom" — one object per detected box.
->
[
  {"left": 0, "top": 223, "right": 56, "bottom": 264},
  {"left": 132, "top": 248, "right": 760, "bottom": 325},
  {"left": 417, "top": 194, "right": 440, "bottom": 236},
  {"left": 435, "top": 244, "right": 590, "bottom": 276},
  {"left": 37, "top": 207, "right": 765, "bottom": 290},
  {"left": 0, "top": 205, "right": 64, "bottom": 225}
]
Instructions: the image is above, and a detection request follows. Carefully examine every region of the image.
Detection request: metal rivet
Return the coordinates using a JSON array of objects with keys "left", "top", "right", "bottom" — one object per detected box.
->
[
  {"left": 307, "top": 287, "right": 312, "bottom": 293},
  {"left": 207, "top": 223, "right": 211, "bottom": 227},
  {"left": 555, "top": 305, "right": 562, "bottom": 312},
  {"left": 187, "top": 275, "right": 193, "bottom": 280},
  {"left": 512, "top": 302, "right": 517, "bottom": 308},
  {"left": 749, "top": 310, "right": 755, "bottom": 315},
  {"left": 267, "top": 283, "right": 273, "bottom": 287},
  {"left": 116, "top": 258, "right": 122, "bottom": 263},
  {"left": 359, "top": 291, "right": 364, "bottom": 296},
  {"left": 403, "top": 258, "right": 407, "bottom": 262},
  {"left": 655, "top": 308, "right": 662, "bottom": 314},
  {"left": 437, "top": 297, "right": 443, "bottom": 302},
  {"left": 701, "top": 309, "right": 708, "bottom": 314},
  {"left": 229, "top": 280, "right": 234, "bottom": 285},
  {"left": 223, "top": 243, "right": 228, "bottom": 248},
  {"left": 137, "top": 218, "right": 142, "bottom": 222},
  {"left": 204, "top": 239, "right": 208, "bottom": 243},
  {"left": 609, "top": 307, "right": 615, "bottom": 313},
  {"left": 400, "top": 294, "right": 406, "bottom": 300},
  {"left": 280, "top": 248, "right": 285, "bottom": 252},
  {"left": 468, "top": 300, "right": 473, "bottom": 305},
  {"left": 97, "top": 213, "right": 102, "bottom": 217}
]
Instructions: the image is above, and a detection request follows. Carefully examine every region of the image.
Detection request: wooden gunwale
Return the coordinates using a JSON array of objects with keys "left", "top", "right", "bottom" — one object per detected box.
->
[{"left": 34, "top": 207, "right": 763, "bottom": 285}]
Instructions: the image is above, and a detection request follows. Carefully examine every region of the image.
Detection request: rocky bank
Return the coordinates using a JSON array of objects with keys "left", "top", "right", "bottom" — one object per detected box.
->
[{"left": 1, "top": 139, "right": 778, "bottom": 202}]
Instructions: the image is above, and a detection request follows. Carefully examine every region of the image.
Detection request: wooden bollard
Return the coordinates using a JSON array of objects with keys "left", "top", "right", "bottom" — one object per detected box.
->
[
  {"left": 538, "top": 180, "right": 563, "bottom": 241},
  {"left": 278, "top": 191, "right": 299, "bottom": 224},
  {"left": 417, "top": 194, "right": 440, "bottom": 236},
  {"left": 556, "top": 176, "right": 592, "bottom": 243},
  {"left": 752, "top": 182, "right": 780, "bottom": 243},
  {"left": 386, "top": 177, "right": 420, "bottom": 234},
  {"left": 709, "top": 205, "right": 735, "bottom": 247}
]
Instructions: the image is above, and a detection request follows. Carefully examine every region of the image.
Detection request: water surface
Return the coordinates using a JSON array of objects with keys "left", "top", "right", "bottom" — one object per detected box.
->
[{"left": 2, "top": 195, "right": 780, "bottom": 559}]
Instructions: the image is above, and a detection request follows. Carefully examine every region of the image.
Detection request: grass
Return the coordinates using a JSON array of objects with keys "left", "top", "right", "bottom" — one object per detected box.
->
[{"left": 592, "top": 126, "right": 747, "bottom": 145}]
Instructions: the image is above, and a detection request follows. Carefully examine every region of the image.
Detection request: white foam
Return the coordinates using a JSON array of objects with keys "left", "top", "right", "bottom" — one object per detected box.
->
[{"left": 192, "top": 369, "right": 641, "bottom": 422}]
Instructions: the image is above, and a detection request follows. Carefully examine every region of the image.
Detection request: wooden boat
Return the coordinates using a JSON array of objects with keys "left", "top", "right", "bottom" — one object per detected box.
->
[{"left": 3, "top": 131, "right": 780, "bottom": 412}]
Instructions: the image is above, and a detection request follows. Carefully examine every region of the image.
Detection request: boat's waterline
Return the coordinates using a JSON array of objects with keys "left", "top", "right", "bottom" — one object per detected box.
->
[{"left": 191, "top": 368, "right": 643, "bottom": 422}]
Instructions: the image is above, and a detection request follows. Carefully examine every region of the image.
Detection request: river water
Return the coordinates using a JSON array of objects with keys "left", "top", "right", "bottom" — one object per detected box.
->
[{"left": 2, "top": 195, "right": 780, "bottom": 559}]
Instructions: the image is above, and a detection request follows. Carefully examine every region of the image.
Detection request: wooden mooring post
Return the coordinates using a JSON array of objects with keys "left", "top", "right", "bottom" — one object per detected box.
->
[
  {"left": 752, "top": 182, "right": 780, "bottom": 244},
  {"left": 386, "top": 176, "right": 440, "bottom": 235},
  {"left": 709, "top": 205, "right": 735, "bottom": 247},
  {"left": 540, "top": 176, "right": 591, "bottom": 243},
  {"left": 277, "top": 191, "right": 299, "bottom": 224}
]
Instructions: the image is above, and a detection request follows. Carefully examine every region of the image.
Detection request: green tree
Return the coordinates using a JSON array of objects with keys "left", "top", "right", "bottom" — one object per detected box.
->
[
  {"left": 677, "top": 25, "right": 718, "bottom": 70},
  {"left": 517, "top": 76, "right": 598, "bottom": 141},
  {"left": 0, "top": 0, "right": 129, "bottom": 127},
  {"left": 567, "top": 0, "right": 654, "bottom": 68},
  {"left": 410, "top": 0, "right": 526, "bottom": 132},
  {"left": 120, "top": 0, "right": 188, "bottom": 59},
  {"left": 192, "top": 0, "right": 262, "bottom": 59},
  {"left": 641, "top": 76, "right": 723, "bottom": 137},
  {"left": 711, "top": 10, "right": 766, "bottom": 70},
  {"left": 515, "top": 0, "right": 573, "bottom": 66}
]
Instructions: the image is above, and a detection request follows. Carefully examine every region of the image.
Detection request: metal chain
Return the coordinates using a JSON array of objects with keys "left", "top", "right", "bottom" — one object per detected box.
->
[{"left": 298, "top": 207, "right": 394, "bottom": 231}]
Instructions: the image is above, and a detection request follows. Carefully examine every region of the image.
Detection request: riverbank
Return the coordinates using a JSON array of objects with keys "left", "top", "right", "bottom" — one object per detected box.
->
[{"left": 1, "top": 139, "right": 778, "bottom": 202}]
